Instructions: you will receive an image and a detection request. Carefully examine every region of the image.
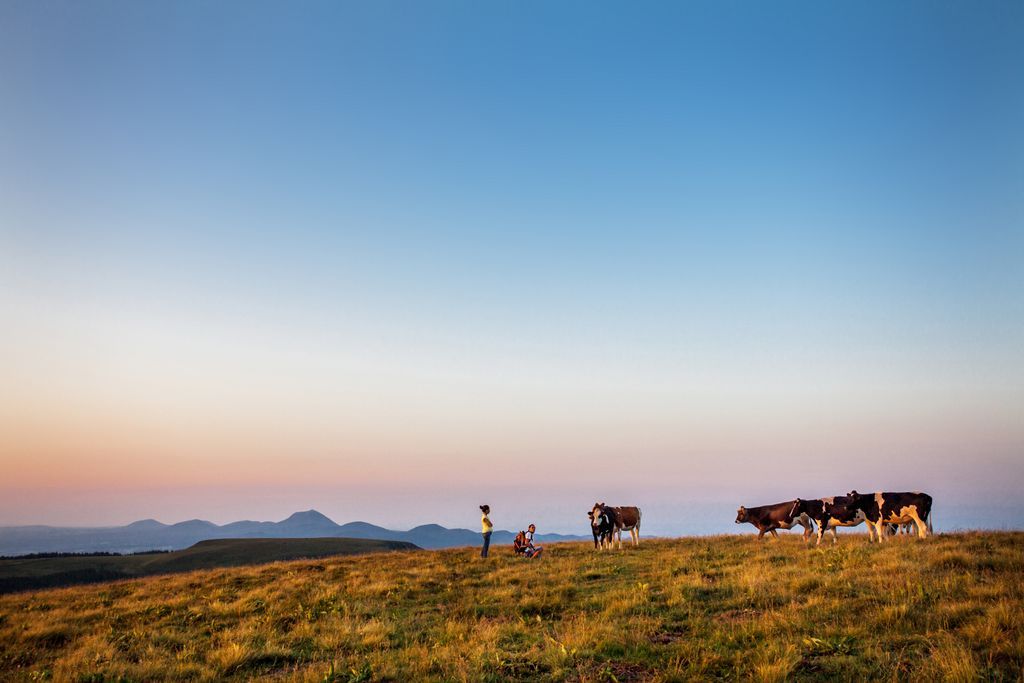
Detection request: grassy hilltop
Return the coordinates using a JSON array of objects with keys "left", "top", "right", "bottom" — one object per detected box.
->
[
  {"left": 0, "top": 538, "right": 418, "bottom": 594},
  {"left": 1, "top": 533, "right": 1022, "bottom": 682}
]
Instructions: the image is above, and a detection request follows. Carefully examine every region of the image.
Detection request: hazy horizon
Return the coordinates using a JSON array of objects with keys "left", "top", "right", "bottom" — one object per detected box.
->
[
  {"left": 4, "top": 495, "right": 1024, "bottom": 538},
  {"left": 2, "top": 2, "right": 1022, "bottom": 532}
]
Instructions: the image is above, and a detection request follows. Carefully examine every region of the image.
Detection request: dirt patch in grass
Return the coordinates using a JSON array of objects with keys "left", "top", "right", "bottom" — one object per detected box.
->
[
  {"left": 719, "top": 608, "right": 761, "bottom": 622},
  {"left": 650, "top": 625, "right": 690, "bottom": 644}
]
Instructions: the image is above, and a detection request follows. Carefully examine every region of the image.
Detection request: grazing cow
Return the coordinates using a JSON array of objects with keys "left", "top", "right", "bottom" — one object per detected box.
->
[
  {"left": 790, "top": 497, "right": 867, "bottom": 545},
  {"left": 735, "top": 500, "right": 814, "bottom": 541},
  {"left": 827, "top": 491, "right": 933, "bottom": 541},
  {"left": 587, "top": 507, "right": 614, "bottom": 549},
  {"left": 590, "top": 503, "right": 641, "bottom": 549}
]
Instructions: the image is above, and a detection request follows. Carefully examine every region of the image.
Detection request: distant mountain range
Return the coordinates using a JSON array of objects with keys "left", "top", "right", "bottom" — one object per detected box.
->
[{"left": 0, "top": 510, "right": 587, "bottom": 556}]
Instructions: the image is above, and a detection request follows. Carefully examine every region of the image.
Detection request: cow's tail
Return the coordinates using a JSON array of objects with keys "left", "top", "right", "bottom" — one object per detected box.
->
[
  {"left": 927, "top": 507, "right": 934, "bottom": 535},
  {"left": 637, "top": 508, "right": 642, "bottom": 533}
]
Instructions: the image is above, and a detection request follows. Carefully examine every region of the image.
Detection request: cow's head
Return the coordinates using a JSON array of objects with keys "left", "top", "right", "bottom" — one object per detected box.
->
[
  {"left": 789, "top": 498, "right": 805, "bottom": 518},
  {"left": 824, "top": 496, "right": 857, "bottom": 522},
  {"left": 844, "top": 490, "right": 871, "bottom": 509},
  {"left": 735, "top": 506, "right": 747, "bottom": 524},
  {"left": 590, "top": 503, "right": 606, "bottom": 528}
]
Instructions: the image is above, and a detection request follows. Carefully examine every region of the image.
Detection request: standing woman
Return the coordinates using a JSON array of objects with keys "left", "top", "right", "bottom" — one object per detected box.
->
[{"left": 480, "top": 504, "right": 493, "bottom": 558}]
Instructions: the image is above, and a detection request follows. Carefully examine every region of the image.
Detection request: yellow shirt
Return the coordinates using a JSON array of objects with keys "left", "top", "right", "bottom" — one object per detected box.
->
[{"left": 481, "top": 514, "right": 493, "bottom": 533}]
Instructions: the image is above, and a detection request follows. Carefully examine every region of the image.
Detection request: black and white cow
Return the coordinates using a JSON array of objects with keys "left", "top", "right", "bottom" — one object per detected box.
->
[
  {"left": 789, "top": 496, "right": 867, "bottom": 545},
  {"left": 825, "top": 491, "right": 933, "bottom": 542},
  {"left": 586, "top": 507, "right": 614, "bottom": 549},
  {"left": 590, "top": 503, "right": 641, "bottom": 549},
  {"left": 735, "top": 500, "right": 814, "bottom": 541}
]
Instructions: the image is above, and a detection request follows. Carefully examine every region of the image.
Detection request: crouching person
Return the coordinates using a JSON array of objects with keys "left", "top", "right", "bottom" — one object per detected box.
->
[{"left": 514, "top": 524, "right": 544, "bottom": 558}]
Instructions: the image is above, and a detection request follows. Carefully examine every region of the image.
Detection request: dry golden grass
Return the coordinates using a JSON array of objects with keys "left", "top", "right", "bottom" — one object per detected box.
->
[{"left": 1, "top": 532, "right": 1022, "bottom": 681}]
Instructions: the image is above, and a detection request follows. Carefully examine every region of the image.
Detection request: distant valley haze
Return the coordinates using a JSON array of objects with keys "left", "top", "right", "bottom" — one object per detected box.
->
[{"left": 0, "top": 509, "right": 586, "bottom": 556}]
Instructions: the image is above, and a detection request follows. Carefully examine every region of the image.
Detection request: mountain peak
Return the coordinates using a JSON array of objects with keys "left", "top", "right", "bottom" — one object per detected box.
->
[
  {"left": 279, "top": 510, "right": 338, "bottom": 527},
  {"left": 170, "top": 519, "right": 218, "bottom": 530},
  {"left": 126, "top": 519, "right": 167, "bottom": 529}
]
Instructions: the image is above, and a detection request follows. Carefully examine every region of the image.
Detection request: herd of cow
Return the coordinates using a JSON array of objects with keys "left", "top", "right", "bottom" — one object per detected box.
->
[
  {"left": 736, "top": 490, "right": 934, "bottom": 545},
  {"left": 588, "top": 491, "right": 934, "bottom": 549}
]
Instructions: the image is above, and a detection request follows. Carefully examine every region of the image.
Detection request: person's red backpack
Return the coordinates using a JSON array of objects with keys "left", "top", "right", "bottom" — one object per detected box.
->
[{"left": 513, "top": 530, "right": 528, "bottom": 555}]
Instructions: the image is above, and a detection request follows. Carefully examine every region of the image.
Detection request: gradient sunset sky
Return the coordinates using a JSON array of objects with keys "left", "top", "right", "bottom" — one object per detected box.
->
[{"left": 1, "top": 2, "right": 1022, "bottom": 533}]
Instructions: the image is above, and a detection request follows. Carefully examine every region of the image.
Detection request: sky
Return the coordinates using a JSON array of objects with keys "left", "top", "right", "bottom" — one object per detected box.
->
[{"left": 1, "top": 2, "right": 1022, "bottom": 535}]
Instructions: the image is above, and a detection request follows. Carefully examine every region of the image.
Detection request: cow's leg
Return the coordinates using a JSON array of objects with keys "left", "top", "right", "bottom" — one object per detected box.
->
[
  {"left": 769, "top": 528, "right": 779, "bottom": 540},
  {"left": 756, "top": 527, "right": 766, "bottom": 540},
  {"left": 632, "top": 527, "right": 639, "bottom": 546},
  {"left": 907, "top": 508, "right": 928, "bottom": 539},
  {"left": 830, "top": 525, "right": 838, "bottom": 544},
  {"left": 874, "top": 520, "right": 886, "bottom": 542}
]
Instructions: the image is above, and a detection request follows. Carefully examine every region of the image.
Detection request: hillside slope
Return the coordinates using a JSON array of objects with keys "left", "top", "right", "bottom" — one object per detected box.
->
[
  {"left": 0, "top": 538, "right": 417, "bottom": 594},
  {"left": 1, "top": 533, "right": 1022, "bottom": 681}
]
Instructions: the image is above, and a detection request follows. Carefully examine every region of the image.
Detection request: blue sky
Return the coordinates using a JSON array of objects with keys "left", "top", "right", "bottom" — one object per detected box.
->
[{"left": 1, "top": 2, "right": 1022, "bottom": 532}]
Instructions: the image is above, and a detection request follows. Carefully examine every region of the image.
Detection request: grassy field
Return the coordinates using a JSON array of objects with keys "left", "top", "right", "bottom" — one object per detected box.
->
[
  {"left": 0, "top": 538, "right": 418, "bottom": 594},
  {"left": 1, "top": 532, "right": 1021, "bottom": 682}
]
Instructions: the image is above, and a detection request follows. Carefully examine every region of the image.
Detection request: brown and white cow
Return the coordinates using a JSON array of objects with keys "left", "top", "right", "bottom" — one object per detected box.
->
[
  {"left": 826, "top": 491, "right": 933, "bottom": 542},
  {"left": 590, "top": 503, "right": 641, "bottom": 549},
  {"left": 735, "top": 500, "right": 814, "bottom": 541},
  {"left": 789, "top": 496, "right": 868, "bottom": 545}
]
